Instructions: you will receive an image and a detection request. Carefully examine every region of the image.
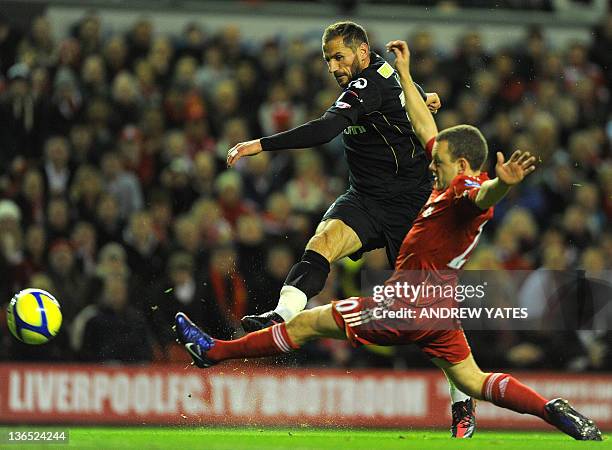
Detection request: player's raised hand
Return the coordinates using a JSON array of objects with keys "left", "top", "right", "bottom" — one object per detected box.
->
[
  {"left": 227, "top": 139, "right": 263, "bottom": 167},
  {"left": 386, "top": 40, "right": 411, "bottom": 78},
  {"left": 425, "top": 93, "right": 442, "bottom": 114},
  {"left": 495, "top": 150, "right": 537, "bottom": 186}
]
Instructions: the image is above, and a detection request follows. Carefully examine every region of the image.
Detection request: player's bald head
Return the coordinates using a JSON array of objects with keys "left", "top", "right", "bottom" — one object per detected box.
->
[
  {"left": 322, "top": 21, "right": 369, "bottom": 52},
  {"left": 436, "top": 125, "right": 489, "bottom": 171}
]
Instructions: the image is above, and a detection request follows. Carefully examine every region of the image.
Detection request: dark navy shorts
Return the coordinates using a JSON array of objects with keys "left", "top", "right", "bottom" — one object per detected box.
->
[{"left": 322, "top": 186, "right": 431, "bottom": 267}]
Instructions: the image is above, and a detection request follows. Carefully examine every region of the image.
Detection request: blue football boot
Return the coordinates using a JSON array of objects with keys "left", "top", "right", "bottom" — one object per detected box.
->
[{"left": 173, "top": 312, "right": 216, "bottom": 368}]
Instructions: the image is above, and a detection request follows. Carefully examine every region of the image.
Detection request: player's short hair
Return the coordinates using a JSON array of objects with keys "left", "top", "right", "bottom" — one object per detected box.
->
[
  {"left": 436, "top": 125, "right": 488, "bottom": 171},
  {"left": 322, "top": 21, "right": 369, "bottom": 51}
]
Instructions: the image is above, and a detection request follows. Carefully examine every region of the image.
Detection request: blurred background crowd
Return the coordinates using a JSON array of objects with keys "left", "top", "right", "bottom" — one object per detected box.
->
[{"left": 0, "top": 10, "right": 609, "bottom": 371}]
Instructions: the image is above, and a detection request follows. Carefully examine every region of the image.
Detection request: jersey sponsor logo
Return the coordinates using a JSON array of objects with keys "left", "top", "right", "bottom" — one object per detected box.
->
[
  {"left": 334, "top": 100, "right": 352, "bottom": 109},
  {"left": 343, "top": 125, "right": 367, "bottom": 135},
  {"left": 447, "top": 220, "right": 488, "bottom": 269},
  {"left": 464, "top": 179, "right": 481, "bottom": 188},
  {"left": 377, "top": 62, "right": 395, "bottom": 79},
  {"left": 348, "top": 78, "right": 368, "bottom": 89}
]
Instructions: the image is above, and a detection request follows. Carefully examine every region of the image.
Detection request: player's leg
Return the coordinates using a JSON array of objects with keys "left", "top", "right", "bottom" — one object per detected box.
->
[
  {"left": 275, "top": 218, "right": 362, "bottom": 320},
  {"left": 285, "top": 303, "right": 346, "bottom": 344},
  {"left": 384, "top": 187, "right": 476, "bottom": 438},
  {"left": 241, "top": 190, "right": 381, "bottom": 332},
  {"left": 175, "top": 304, "right": 344, "bottom": 367},
  {"left": 433, "top": 354, "right": 602, "bottom": 440},
  {"left": 444, "top": 372, "right": 476, "bottom": 438},
  {"left": 242, "top": 218, "right": 364, "bottom": 330}
]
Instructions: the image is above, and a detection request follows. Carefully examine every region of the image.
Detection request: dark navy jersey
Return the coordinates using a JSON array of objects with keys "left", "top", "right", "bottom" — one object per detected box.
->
[{"left": 326, "top": 53, "right": 432, "bottom": 200}]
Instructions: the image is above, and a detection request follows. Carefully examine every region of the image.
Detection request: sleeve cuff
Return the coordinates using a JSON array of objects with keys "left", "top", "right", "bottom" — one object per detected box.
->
[{"left": 425, "top": 137, "right": 435, "bottom": 159}]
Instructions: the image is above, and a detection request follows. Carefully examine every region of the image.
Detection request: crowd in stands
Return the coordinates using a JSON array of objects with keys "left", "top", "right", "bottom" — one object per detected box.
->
[{"left": 0, "top": 11, "right": 609, "bottom": 370}]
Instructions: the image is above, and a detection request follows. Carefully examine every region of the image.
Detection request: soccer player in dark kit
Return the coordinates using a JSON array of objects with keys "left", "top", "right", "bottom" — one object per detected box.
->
[
  {"left": 231, "top": 22, "right": 475, "bottom": 436},
  {"left": 174, "top": 39, "right": 602, "bottom": 441},
  {"left": 228, "top": 21, "right": 438, "bottom": 333}
]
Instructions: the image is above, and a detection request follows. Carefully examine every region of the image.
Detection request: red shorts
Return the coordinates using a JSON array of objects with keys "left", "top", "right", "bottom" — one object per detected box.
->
[{"left": 331, "top": 296, "right": 471, "bottom": 365}]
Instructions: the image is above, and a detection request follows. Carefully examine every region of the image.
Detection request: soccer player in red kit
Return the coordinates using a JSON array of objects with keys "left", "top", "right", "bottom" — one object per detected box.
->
[{"left": 174, "top": 41, "right": 602, "bottom": 440}]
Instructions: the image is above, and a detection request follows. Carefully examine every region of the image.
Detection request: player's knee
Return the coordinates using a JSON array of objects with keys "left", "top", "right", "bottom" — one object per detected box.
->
[
  {"left": 286, "top": 309, "right": 317, "bottom": 345},
  {"left": 306, "top": 228, "right": 335, "bottom": 260},
  {"left": 307, "top": 220, "right": 359, "bottom": 261}
]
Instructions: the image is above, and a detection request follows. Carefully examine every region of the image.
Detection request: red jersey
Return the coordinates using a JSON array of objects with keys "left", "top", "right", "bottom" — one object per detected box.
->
[
  {"left": 395, "top": 172, "right": 494, "bottom": 272},
  {"left": 331, "top": 172, "right": 494, "bottom": 361}
]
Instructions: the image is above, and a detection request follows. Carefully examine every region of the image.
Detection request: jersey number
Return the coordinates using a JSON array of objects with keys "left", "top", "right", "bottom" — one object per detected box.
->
[{"left": 447, "top": 220, "right": 488, "bottom": 269}]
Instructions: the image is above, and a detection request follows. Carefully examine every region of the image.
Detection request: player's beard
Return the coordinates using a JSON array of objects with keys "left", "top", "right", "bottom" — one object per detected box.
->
[
  {"left": 335, "top": 57, "right": 362, "bottom": 87},
  {"left": 346, "top": 57, "right": 362, "bottom": 85}
]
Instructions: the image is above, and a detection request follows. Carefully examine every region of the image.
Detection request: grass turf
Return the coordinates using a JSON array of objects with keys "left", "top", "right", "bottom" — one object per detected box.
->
[{"left": 0, "top": 427, "right": 608, "bottom": 449}]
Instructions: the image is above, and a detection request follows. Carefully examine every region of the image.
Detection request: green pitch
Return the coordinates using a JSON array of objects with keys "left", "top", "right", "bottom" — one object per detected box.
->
[{"left": 0, "top": 427, "right": 608, "bottom": 449}]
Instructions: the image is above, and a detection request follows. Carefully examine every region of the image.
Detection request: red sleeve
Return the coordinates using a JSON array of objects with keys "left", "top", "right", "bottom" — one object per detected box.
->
[
  {"left": 449, "top": 175, "right": 483, "bottom": 211},
  {"left": 448, "top": 175, "right": 496, "bottom": 218},
  {"left": 425, "top": 137, "right": 435, "bottom": 159}
]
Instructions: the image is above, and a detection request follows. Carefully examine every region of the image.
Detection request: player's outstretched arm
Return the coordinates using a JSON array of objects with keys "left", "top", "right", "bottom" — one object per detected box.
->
[
  {"left": 226, "top": 113, "right": 350, "bottom": 167},
  {"left": 475, "top": 150, "right": 536, "bottom": 210},
  {"left": 386, "top": 40, "right": 438, "bottom": 148},
  {"left": 227, "top": 139, "right": 263, "bottom": 167}
]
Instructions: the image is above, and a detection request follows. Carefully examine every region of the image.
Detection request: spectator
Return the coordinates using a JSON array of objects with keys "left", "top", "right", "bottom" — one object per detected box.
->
[
  {"left": 101, "top": 151, "right": 144, "bottom": 220},
  {"left": 0, "top": 200, "right": 24, "bottom": 300},
  {"left": 16, "top": 169, "right": 45, "bottom": 226},
  {"left": 103, "top": 35, "right": 128, "bottom": 78},
  {"left": 215, "top": 170, "right": 252, "bottom": 227},
  {"left": 207, "top": 244, "right": 248, "bottom": 338},
  {"left": 70, "top": 165, "right": 104, "bottom": 223},
  {"left": 81, "top": 54, "right": 108, "bottom": 99},
  {"left": 123, "top": 210, "right": 166, "bottom": 287},
  {"left": 147, "top": 252, "right": 212, "bottom": 349},
  {"left": 258, "top": 82, "right": 306, "bottom": 135},
  {"left": 0, "top": 14, "right": 21, "bottom": 76},
  {"left": 94, "top": 194, "right": 124, "bottom": 246},
  {"left": 285, "top": 152, "right": 331, "bottom": 214},
  {"left": 42, "top": 136, "right": 73, "bottom": 197},
  {"left": 71, "top": 221, "right": 97, "bottom": 276},
  {"left": 191, "top": 151, "right": 216, "bottom": 197},
  {"left": 46, "top": 197, "right": 72, "bottom": 242},
  {"left": 0, "top": 63, "right": 46, "bottom": 168},
  {"left": 241, "top": 152, "right": 277, "bottom": 208},
  {"left": 172, "top": 214, "right": 205, "bottom": 264},
  {"left": 49, "top": 67, "right": 83, "bottom": 135},
  {"left": 23, "top": 224, "right": 47, "bottom": 280},
  {"left": 47, "top": 239, "right": 89, "bottom": 323},
  {"left": 73, "top": 273, "right": 153, "bottom": 363},
  {"left": 191, "top": 198, "right": 233, "bottom": 248},
  {"left": 69, "top": 123, "right": 97, "bottom": 165}
]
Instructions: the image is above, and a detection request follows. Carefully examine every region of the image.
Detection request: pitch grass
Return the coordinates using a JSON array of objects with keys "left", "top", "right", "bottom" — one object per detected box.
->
[{"left": 0, "top": 427, "right": 608, "bottom": 449}]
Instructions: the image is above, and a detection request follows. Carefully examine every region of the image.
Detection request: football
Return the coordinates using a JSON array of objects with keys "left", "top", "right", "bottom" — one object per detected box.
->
[{"left": 6, "top": 288, "right": 63, "bottom": 345}]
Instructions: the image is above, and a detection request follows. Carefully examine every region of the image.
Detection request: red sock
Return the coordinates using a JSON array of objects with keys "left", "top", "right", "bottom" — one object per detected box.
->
[
  {"left": 482, "top": 373, "right": 550, "bottom": 421},
  {"left": 206, "top": 323, "right": 299, "bottom": 362}
]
